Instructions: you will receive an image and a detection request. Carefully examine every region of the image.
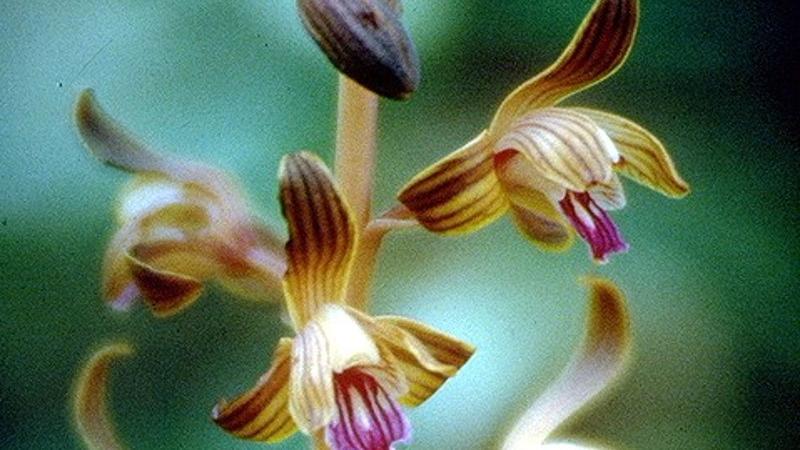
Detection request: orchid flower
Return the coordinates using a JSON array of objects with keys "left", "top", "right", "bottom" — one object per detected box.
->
[
  {"left": 397, "top": 0, "right": 689, "bottom": 263},
  {"left": 74, "top": 90, "right": 286, "bottom": 317},
  {"left": 212, "top": 152, "right": 475, "bottom": 449},
  {"left": 502, "top": 277, "right": 631, "bottom": 450}
]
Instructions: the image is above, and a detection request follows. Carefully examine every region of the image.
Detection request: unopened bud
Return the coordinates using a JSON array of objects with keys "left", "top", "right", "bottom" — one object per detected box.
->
[{"left": 298, "top": 0, "right": 420, "bottom": 100}]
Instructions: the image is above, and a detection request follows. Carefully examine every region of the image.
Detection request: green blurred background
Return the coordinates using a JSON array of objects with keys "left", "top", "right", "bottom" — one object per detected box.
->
[{"left": 2, "top": 0, "right": 798, "bottom": 448}]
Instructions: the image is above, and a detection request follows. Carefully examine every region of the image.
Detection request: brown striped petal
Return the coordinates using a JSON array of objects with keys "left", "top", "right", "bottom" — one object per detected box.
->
[
  {"left": 490, "top": 0, "right": 639, "bottom": 133},
  {"left": 73, "top": 342, "right": 134, "bottom": 450},
  {"left": 495, "top": 151, "right": 574, "bottom": 250},
  {"left": 298, "top": 0, "right": 420, "bottom": 100},
  {"left": 279, "top": 152, "right": 357, "bottom": 329},
  {"left": 397, "top": 131, "right": 509, "bottom": 235},
  {"left": 126, "top": 251, "right": 205, "bottom": 318},
  {"left": 572, "top": 108, "right": 690, "bottom": 197},
  {"left": 213, "top": 338, "right": 297, "bottom": 442},
  {"left": 381, "top": 317, "right": 475, "bottom": 407},
  {"left": 502, "top": 277, "right": 631, "bottom": 449},
  {"left": 288, "top": 305, "right": 383, "bottom": 433},
  {"left": 496, "top": 108, "right": 620, "bottom": 193},
  {"left": 346, "top": 307, "right": 475, "bottom": 407}
]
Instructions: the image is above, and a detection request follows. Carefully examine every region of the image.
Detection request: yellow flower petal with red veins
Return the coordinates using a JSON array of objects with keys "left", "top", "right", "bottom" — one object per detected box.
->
[
  {"left": 279, "top": 152, "right": 357, "bottom": 329},
  {"left": 490, "top": 0, "right": 640, "bottom": 133},
  {"left": 213, "top": 338, "right": 297, "bottom": 442},
  {"left": 502, "top": 278, "right": 631, "bottom": 450},
  {"left": 345, "top": 306, "right": 475, "bottom": 407},
  {"left": 572, "top": 107, "right": 690, "bottom": 198},
  {"left": 397, "top": 131, "right": 509, "bottom": 234},
  {"left": 73, "top": 342, "right": 133, "bottom": 450},
  {"left": 495, "top": 151, "right": 574, "bottom": 250},
  {"left": 126, "top": 253, "right": 204, "bottom": 317},
  {"left": 496, "top": 108, "right": 620, "bottom": 193}
]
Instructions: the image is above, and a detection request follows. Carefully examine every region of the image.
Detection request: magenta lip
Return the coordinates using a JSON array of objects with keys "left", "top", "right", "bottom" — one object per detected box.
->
[{"left": 559, "top": 191, "right": 629, "bottom": 263}]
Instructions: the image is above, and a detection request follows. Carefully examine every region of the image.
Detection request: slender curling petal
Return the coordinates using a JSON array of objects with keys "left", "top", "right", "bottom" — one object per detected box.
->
[
  {"left": 73, "top": 342, "right": 133, "bottom": 450},
  {"left": 496, "top": 108, "right": 620, "bottom": 193},
  {"left": 502, "top": 278, "right": 631, "bottom": 450},
  {"left": 397, "top": 131, "right": 509, "bottom": 234},
  {"left": 491, "top": 0, "right": 639, "bottom": 132},
  {"left": 571, "top": 108, "right": 690, "bottom": 197},
  {"left": 279, "top": 152, "right": 358, "bottom": 329},
  {"left": 213, "top": 338, "right": 298, "bottom": 442},
  {"left": 495, "top": 151, "right": 573, "bottom": 250},
  {"left": 75, "top": 89, "right": 246, "bottom": 207}
]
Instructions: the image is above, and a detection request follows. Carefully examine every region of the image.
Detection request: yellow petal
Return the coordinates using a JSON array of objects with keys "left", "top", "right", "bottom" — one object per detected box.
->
[
  {"left": 126, "top": 251, "right": 205, "bottom": 318},
  {"left": 495, "top": 152, "right": 574, "bottom": 250},
  {"left": 287, "top": 314, "right": 339, "bottom": 433},
  {"left": 101, "top": 222, "right": 142, "bottom": 311},
  {"left": 572, "top": 107, "right": 690, "bottom": 197},
  {"left": 397, "top": 131, "right": 509, "bottom": 234},
  {"left": 117, "top": 176, "right": 212, "bottom": 228},
  {"left": 497, "top": 108, "right": 619, "bottom": 192},
  {"left": 279, "top": 152, "right": 357, "bottom": 329},
  {"left": 73, "top": 342, "right": 134, "bottom": 450},
  {"left": 491, "top": 0, "right": 640, "bottom": 133},
  {"left": 346, "top": 307, "right": 475, "bottom": 407},
  {"left": 212, "top": 338, "right": 297, "bottom": 442},
  {"left": 502, "top": 278, "right": 631, "bottom": 450}
]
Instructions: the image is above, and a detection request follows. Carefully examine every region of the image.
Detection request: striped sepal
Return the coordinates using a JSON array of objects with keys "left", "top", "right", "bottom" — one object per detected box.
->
[
  {"left": 497, "top": 108, "right": 619, "bottom": 193},
  {"left": 73, "top": 342, "right": 133, "bottom": 450},
  {"left": 364, "top": 314, "right": 475, "bottom": 407},
  {"left": 397, "top": 131, "right": 509, "bottom": 235},
  {"left": 213, "top": 338, "right": 298, "bottom": 442},
  {"left": 279, "top": 152, "right": 357, "bottom": 329},
  {"left": 491, "top": 0, "right": 639, "bottom": 132},
  {"left": 573, "top": 108, "right": 690, "bottom": 197}
]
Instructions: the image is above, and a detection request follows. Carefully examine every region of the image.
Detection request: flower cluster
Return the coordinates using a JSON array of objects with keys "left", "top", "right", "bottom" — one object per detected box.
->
[{"left": 72, "top": 1, "right": 687, "bottom": 449}]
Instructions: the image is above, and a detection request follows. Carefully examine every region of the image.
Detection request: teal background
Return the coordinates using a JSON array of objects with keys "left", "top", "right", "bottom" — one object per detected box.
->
[{"left": 1, "top": 0, "right": 797, "bottom": 448}]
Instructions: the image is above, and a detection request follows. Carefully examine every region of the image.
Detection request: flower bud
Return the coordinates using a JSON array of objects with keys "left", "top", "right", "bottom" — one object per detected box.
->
[{"left": 298, "top": 0, "right": 420, "bottom": 100}]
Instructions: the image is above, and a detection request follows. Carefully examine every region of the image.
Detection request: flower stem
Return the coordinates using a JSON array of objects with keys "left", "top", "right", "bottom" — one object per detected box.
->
[
  {"left": 347, "top": 206, "right": 417, "bottom": 310},
  {"left": 334, "top": 75, "right": 379, "bottom": 229}
]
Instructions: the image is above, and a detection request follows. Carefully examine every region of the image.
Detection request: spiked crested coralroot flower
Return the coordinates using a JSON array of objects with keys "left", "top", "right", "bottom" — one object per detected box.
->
[
  {"left": 74, "top": 90, "right": 286, "bottom": 317},
  {"left": 213, "top": 152, "right": 474, "bottom": 449},
  {"left": 397, "top": 0, "right": 689, "bottom": 263},
  {"left": 502, "top": 278, "right": 631, "bottom": 450}
]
